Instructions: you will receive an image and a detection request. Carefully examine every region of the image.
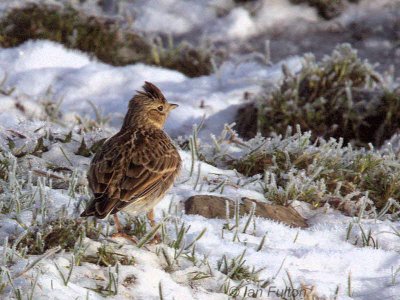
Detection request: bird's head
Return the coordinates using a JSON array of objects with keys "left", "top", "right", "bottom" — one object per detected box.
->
[{"left": 123, "top": 81, "right": 178, "bottom": 129}]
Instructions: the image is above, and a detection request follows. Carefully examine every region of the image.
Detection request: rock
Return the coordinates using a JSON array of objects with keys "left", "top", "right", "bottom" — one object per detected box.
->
[
  {"left": 184, "top": 195, "right": 308, "bottom": 228},
  {"left": 243, "top": 197, "right": 308, "bottom": 228},
  {"left": 185, "top": 195, "right": 232, "bottom": 219}
]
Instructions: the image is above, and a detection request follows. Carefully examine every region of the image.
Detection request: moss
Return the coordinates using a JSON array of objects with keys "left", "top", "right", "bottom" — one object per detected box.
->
[
  {"left": 0, "top": 4, "right": 217, "bottom": 77},
  {"left": 237, "top": 44, "right": 400, "bottom": 147}
]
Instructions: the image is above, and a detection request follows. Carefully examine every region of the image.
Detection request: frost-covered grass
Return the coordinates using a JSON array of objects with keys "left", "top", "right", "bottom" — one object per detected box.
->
[
  {"left": 0, "top": 2, "right": 399, "bottom": 297},
  {"left": 0, "top": 126, "right": 263, "bottom": 299},
  {"left": 1, "top": 93, "right": 400, "bottom": 299},
  {"left": 243, "top": 44, "right": 400, "bottom": 147},
  {"left": 191, "top": 122, "right": 400, "bottom": 213},
  {"left": 1, "top": 121, "right": 400, "bottom": 299},
  {"left": 290, "top": 0, "right": 359, "bottom": 20},
  {"left": 0, "top": 3, "right": 218, "bottom": 77}
]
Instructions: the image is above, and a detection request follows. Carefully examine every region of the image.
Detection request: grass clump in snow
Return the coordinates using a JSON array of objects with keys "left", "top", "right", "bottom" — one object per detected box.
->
[
  {"left": 122, "top": 215, "right": 149, "bottom": 240},
  {"left": 81, "top": 244, "right": 135, "bottom": 267},
  {"left": 0, "top": 3, "right": 218, "bottom": 77},
  {"left": 0, "top": 152, "right": 11, "bottom": 181},
  {"left": 236, "top": 130, "right": 400, "bottom": 210},
  {"left": 150, "top": 36, "right": 219, "bottom": 78},
  {"left": 290, "top": 0, "right": 360, "bottom": 20},
  {"left": 0, "top": 4, "right": 148, "bottom": 66},
  {"left": 346, "top": 222, "right": 379, "bottom": 249},
  {"left": 15, "top": 219, "right": 101, "bottom": 255},
  {"left": 237, "top": 44, "right": 400, "bottom": 147},
  {"left": 217, "top": 250, "right": 262, "bottom": 282},
  {"left": 196, "top": 124, "right": 400, "bottom": 213}
]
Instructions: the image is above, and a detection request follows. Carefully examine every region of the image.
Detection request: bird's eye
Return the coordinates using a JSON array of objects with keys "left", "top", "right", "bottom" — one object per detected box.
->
[{"left": 157, "top": 105, "right": 164, "bottom": 112}]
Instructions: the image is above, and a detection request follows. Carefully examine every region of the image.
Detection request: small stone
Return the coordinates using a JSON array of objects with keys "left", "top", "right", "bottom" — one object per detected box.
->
[
  {"left": 184, "top": 195, "right": 308, "bottom": 228},
  {"left": 185, "top": 195, "right": 232, "bottom": 219}
]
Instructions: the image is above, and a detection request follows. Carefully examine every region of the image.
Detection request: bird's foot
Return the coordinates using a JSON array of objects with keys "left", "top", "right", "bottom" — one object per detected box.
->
[
  {"left": 111, "top": 232, "right": 139, "bottom": 245},
  {"left": 149, "top": 233, "right": 161, "bottom": 245}
]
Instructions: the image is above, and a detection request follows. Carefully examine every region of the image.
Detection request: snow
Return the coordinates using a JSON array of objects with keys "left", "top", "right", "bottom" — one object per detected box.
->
[
  {"left": 0, "top": 0, "right": 399, "bottom": 299},
  {"left": 218, "top": 8, "right": 257, "bottom": 40},
  {"left": 0, "top": 41, "right": 91, "bottom": 71},
  {"left": 124, "top": 0, "right": 318, "bottom": 38},
  {"left": 0, "top": 39, "right": 302, "bottom": 138}
]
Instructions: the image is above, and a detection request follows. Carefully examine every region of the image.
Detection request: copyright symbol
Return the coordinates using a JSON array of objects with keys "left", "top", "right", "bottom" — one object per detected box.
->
[{"left": 229, "top": 286, "right": 240, "bottom": 296}]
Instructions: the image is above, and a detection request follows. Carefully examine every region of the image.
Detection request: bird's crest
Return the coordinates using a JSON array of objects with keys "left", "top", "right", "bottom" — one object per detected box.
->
[{"left": 138, "top": 81, "right": 166, "bottom": 103}]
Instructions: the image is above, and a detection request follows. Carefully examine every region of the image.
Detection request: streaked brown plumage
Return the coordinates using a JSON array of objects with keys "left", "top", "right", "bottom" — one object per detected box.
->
[{"left": 81, "top": 82, "right": 181, "bottom": 231}]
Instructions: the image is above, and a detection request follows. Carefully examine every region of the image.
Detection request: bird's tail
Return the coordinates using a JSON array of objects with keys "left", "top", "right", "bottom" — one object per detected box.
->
[{"left": 80, "top": 193, "right": 115, "bottom": 219}]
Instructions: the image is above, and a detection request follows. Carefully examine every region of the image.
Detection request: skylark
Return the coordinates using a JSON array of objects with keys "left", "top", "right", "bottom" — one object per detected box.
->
[{"left": 81, "top": 81, "right": 181, "bottom": 242}]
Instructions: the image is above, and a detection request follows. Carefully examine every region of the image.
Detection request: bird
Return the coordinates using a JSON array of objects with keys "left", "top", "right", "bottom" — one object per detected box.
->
[{"left": 80, "top": 81, "right": 181, "bottom": 243}]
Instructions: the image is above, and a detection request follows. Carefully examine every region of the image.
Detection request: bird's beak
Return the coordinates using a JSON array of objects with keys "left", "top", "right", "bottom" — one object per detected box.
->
[{"left": 169, "top": 103, "right": 179, "bottom": 110}]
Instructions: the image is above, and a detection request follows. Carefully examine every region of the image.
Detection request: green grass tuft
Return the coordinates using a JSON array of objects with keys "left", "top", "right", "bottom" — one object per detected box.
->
[{"left": 217, "top": 250, "right": 261, "bottom": 282}]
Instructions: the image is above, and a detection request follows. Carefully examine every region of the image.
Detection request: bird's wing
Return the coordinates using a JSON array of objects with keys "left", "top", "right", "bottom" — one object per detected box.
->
[{"left": 81, "top": 129, "right": 181, "bottom": 218}]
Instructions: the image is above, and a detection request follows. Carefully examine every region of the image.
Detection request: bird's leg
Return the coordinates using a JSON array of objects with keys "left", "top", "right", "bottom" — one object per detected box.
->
[
  {"left": 111, "top": 213, "right": 139, "bottom": 244},
  {"left": 146, "top": 209, "right": 156, "bottom": 227},
  {"left": 113, "top": 214, "right": 123, "bottom": 232},
  {"left": 147, "top": 209, "right": 161, "bottom": 244}
]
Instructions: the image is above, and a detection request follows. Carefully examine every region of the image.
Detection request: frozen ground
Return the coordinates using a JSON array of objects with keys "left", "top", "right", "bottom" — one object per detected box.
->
[{"left": 0, "top": 1, "right": 399, "bottom": 300}]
